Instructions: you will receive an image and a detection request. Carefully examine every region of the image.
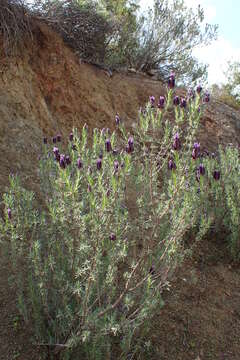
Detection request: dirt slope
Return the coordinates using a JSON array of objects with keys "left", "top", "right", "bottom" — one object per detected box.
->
[
  {"left": 0, "top": 22, "right": 240, "bottom": 360},
  {"left": 1, "top": 22, "right": 240, "bottom": 194}
]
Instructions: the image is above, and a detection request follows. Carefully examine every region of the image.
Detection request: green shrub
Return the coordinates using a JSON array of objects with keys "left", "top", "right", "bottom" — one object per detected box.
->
[{"left": 0, "top": 80, "right": 239, "bottom": 359}]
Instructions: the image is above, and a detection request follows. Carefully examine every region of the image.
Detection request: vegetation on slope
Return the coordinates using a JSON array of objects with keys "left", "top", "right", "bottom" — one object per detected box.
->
[{"left": 1, "top": 75, "right": 240, "bottom": 359}]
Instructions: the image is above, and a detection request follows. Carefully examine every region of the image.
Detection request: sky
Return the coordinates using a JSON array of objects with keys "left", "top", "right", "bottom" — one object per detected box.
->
[{"left": 140, "top": 0, "right": 240, "bottom": 85}]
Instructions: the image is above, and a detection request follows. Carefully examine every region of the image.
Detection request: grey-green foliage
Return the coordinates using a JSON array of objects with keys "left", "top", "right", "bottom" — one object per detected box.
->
[
  {"left": 28, "top": 0, "right": 217, "bottom": 83},
  {"left": 224, "top": 61, "right": 240, "bottom": 103},
  {"left": 0, "top": 88, "right": 229, "bottom": 360},
  {"left": 129, "top": 0, "right": 218, "bottom": 84}
]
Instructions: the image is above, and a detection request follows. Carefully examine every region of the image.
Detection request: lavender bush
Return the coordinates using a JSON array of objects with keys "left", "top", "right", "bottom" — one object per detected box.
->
[{"left": 0, "top": 77, "right": 239, "bottom": 359}]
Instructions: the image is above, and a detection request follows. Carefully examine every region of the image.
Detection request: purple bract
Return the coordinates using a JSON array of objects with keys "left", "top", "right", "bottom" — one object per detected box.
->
[
  {"left": 173, "top": 96, "right": 180, "bottom": 106},
  {"left": 168, "top": 159, "right": 176, "bottom": 171},
  {"left": 7, "top": 208, "right": 12, "bottom": 220},
  {"left": 105, "top": 139, "right": 112, "bottom": 152},
  {"left": 97, "top": 158, "right": 102, "bottom": 170},
  {"left": 158, "top": 96, "right": 165, "bottom": 109},
  {"left": 77, "top": 158, "right": 83, "bottom": 169},
  {"left": 213, "top": 170, "right": 220, "bottom": 180},
  {"left": 173, "top": 132, "right": 181, "bottom": 151},
  {"left": 180, "top": 98, "right": 187, "bottom": 108},
  {"left": 168, "top": 72, "right": 175, "bottom": 89}
]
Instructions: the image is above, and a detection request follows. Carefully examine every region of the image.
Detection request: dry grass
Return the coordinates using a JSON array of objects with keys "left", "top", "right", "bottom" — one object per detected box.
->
[{"left": 0, "top": 0, "right": 33, "bottom": 56}]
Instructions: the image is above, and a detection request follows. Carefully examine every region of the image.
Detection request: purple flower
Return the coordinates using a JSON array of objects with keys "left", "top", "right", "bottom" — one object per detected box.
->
[
  {"left": 55, "top": 153, "right": 60, "bottom": 162},
  {"left": 213, "top": 170, "right": 220, "bottom": 180},
  {"left": 7, "top": 208, "right": 12, "bottom": 220},
  {"left": 77, "top": 158, "right": 83, "bottom": 169},
  {"left": 112, "top": 149, "right": 119, "bottom": 156},
  {"left": 149, "top": 265, "right": 155, "bottom": 275},
  {"left": 53, "top": 147, "right": 59, "bottom": 155},
  {"left": 105, "top": 139, "right": 112, "bottom": 152},
  {"left": 97, "top": 158, "right": 102, "bottom": 170},
  {"left": 199, "top": 163, "right": 205, "bottom": 175},
  {"left": 173, "top": 96, "right": 180, "bottom": 106},
  {"left": 180, "top": 98, "right": 187, "bottom": 108},
  {"left": 110, "top": 233, "right": 116, "bottom": 241},
  {"left": 99, "top": 153, "right": 103, "bottom": 159},
  {"left": 69, "top": 132, "right": 74, "bottom": 141},
  {"left": 149, "top": 96, "right": 155, "bottom": 107},
  {"left": 59, "top": 154, "right": 66, "bottom": 169},
  {"left": 66, "top": 155, "right": 71, "bottom": 165},
  {"left": 158, "top": 96, "right": 165, "bottom": 109},
  {"left": 114, "top": 160, "right": 119, "bottom": 171},
  {"left": 173, "top": 132, "right": 181, "bottom": 150},
  {"left": 196, "top": 85, "right": 202, "bottom": 94},
  {"left": 115, "top": 114, "right": 121, "bottom": 125},
  {"left": 43, "top": 137, "right": 47, "bottom": 144},
  {"left": 168, "top": 159, "right": 176, "bottom": 171},
  {"left": 204, "top": 92, "right": 210, "bottom": 103},
  {"left": 192, "top": 142, "right": 200, "bottom": 159},
  {"left": 57, "top": 134, "right": 61, "bottom": 142},
  {"left": 53, "top": 136, "right": 57, "bottom": 144},
  {"left": 168, "top": 72, "right": 175, "bottom": 89},
  {"left": 126, "top": 136, "right": 134, "bottom": 154},
  {"left": 188, "top": 88, "right": 195, "bottom": 99}
]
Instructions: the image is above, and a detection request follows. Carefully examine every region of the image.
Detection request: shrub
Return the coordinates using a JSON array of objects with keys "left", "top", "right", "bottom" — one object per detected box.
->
[
  {"left": 1, "top": 78, "right": 239, "bottom": 359},
  {"left": 0, "top": 0, "right": 33, "bottom": 56}
]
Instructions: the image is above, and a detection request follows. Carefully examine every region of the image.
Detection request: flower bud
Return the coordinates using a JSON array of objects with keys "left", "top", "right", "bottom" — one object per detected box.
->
[
  {"left": 188, "top": 88, "right": 195, "bottom": 99},
  {"left": 168, "top": 159, "right": 176, "bottom": 171},
  {"left": 173, "top": 96, "right": 180, "bottom": 106},
  {"left": 168, "top": 72, "right": 175, "bottom": 89},
  {"left": 53, "top": 146, "right": 59, "bottom": 155},
  {"left": 110, "top": 233, "right": 116, "bottom": 241},
  {"left": 97, "top": 158, "right": 102, "bottom": 170},
  {"left": 52, "top": 136, "right": 57, "bottom": 144},
  {"left": 196, "top": 85, "right": 202, "bottom": 94},
  {"left": 192, "top": 142, "right": 200, "bottom": 159},
  {"left": 199, "top": 163, "right": 205, "bottom": 175},
  {"left": 66, "top": 155, "right": 71, "bottom": 165},
  {"left": 173, "top": 132, "right": 181, "bottom": 150},
  {"left": 115, "top": 114, "right": 121, "bottom": 126},
  {"left": 158, "top": 96, "right": 165, "bottom": 109},
  {"left": 105, "top": 139, "right": 112, "bottom": 152},
  {"left": 77, "top": 158, "right": 83, "bottom": 169},
  {"left": 204, "top": 92, "right": 210, "bottom": 103},
  {"left": 114, "top": 160, "right": 119, "bottom": 171},
  {"left": 213, "top": 170, "right": 220, "bottom": 180},
  {"left": 59, "top": 154, "right": 66, "bottom": 169},
  {"left": 57, "top": 134, "right": 61, "bottom": 142},
  {"left": 126, "top": 136, "right": 134, "bottom": 154},
  {"left": 43, "top": 137, "right": 47, "bottom": 144},
  {"left": 69, "top": 132, "right": 74, "bottom": 141},
  {"left": 7, "top": 208, "right": 12, "bottom": 220},
  {"left": 149, "top": 265, "right": 155, "bottom": 275},
  {"left": 149, "top": 96, "right": 155, "bottom": 107},
  {"left": 180, "top": 98, "right": 187, "bottom": 108}
]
